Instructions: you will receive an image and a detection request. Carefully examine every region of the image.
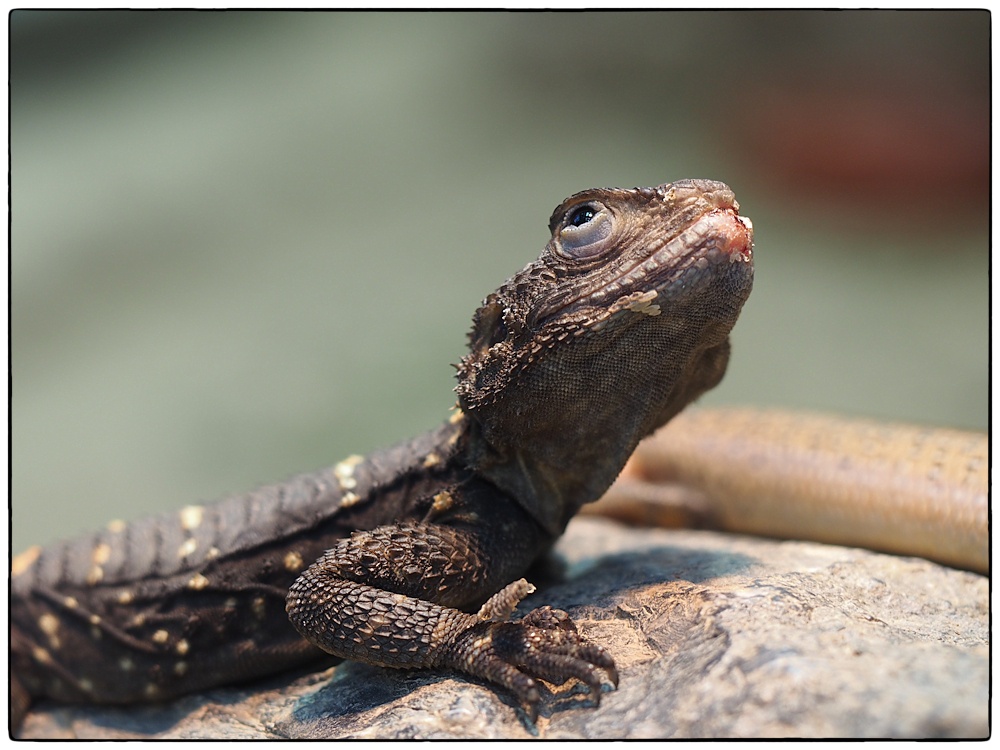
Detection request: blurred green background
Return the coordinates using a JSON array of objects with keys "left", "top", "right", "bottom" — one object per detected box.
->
[{"left": 11, "top": 11, "right": 988, "bottom": 552}]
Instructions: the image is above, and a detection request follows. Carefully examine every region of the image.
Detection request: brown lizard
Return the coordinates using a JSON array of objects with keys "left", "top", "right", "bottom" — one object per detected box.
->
[{"left": 11, "top": 179, "right": 755, "bottom": 731}]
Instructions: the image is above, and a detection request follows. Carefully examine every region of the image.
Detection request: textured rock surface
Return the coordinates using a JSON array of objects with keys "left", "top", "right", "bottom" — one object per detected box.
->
[{"left": 19, "top": 517, "right": 989, "bottom": 739}]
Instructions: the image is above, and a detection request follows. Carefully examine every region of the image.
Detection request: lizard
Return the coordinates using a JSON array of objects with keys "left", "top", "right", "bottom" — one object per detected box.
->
[
  {"left": 590, "top": 407, "right": 989, "bottom": 574},
  {"left": 10, "top": 178, "right": 756, "bottom": 732}
]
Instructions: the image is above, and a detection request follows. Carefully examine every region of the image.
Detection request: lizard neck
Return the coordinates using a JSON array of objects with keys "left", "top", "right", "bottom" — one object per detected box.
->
[
  {"left": 461, "top": 335, "right": 733, "bottom": 538},
  {"left": 453, "top": 180, "right": 754, "bottom": 537}
]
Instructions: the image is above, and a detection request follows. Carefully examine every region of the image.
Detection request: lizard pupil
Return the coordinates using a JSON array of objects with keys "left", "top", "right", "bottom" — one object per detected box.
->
[{"left": 568, "top": 206, "right": 596, "bottom": 227}]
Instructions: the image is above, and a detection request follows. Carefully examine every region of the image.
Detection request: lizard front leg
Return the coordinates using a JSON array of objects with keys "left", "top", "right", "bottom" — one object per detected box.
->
[{"left": 285, "top": 516, "right": 617, "bottom": 719}]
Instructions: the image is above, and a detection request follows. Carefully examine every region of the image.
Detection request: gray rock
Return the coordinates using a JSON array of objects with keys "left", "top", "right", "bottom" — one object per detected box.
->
[{"left": 19, "top": 518, "right": 988, "bottom": 739}]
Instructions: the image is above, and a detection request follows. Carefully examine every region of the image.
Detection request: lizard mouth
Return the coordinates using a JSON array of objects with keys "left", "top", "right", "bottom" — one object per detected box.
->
[{"left": 608, "top": 207, "right": 754, "bottom": 303}]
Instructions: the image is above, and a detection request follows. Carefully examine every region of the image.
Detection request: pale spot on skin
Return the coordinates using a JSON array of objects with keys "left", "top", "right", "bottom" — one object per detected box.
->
[
  {"left": 175, "top": 639, "right": 190, "bottom": 656},
  {"left": 12, "top": 546, "right": 41, "bottom": 576},
  {"left": 431, "top": 491, "right": 454, "bottom": 514},
  {"left": 152, "top": 629, "right": 169, "bottom": 644},
  {"left": 449, "top": 409, "right": 465, "bottom": 425},
  {"left": 283, "top": 551, "right": 304, "bottom": 573},
  {"left": 179, "top": 505, "right": 204, "bottom": 531},
  {"left": 106, "top": 519, "right": 127, "bottom": 534},
  {"left": 39, "top": 614, "right": 61, "bottom": 649},
  {"left": 32, "top": 646, "right": 52, "bottom": 664},
  {"left": 422, "top": 452, "right": 442, "bottom": 469},
  {"left": 177, "top": 538, "right": 198, "bottom": 558},
  {"left": 117, "top": 590, "right": 134, "bottom": 605},
  {"left": 252, "top": 597, "right": 266, "bottom": 620},
  {"left": 187, "top": 573, "right": 210, "bottom": 590},
  {"left": 334, "top": 455, "right": 364, "bottom": 490},
  {"left": 144, "top": 683, "right": 160, "bottom": 698},
  {"left": 119, "top": 657, "right": 135, "bottom": 672},
  {"left": 173, "top": 661, "right": 189, "bottom": 676},
  {"left": 224, "top": 597, "right": 238, "bottom": 609},
  {"left": 341, "top": 491, "right": 361, "bottom": 507},
  {"left": 79, "top": 678, "right": 94, "bottom": 693},
  {"left": 627, "top": 289, "right": 660, "bottom": 316},
  {"left": 92, "top": 543, "right": 112, "bottom": 565},
  {"left": 38, "top": 613, "right": 60, "bottom": 636},
  {"left": 63, "top": 596, "right": 79, "bottom": 609},
  {"left": 86, "top": 566, "right": 104, "bottom": 585},
  {"left": 89, "top": 614, "right": 102, "bottom": 625},
  {"left": 206, "top": 547, "right": 221, "bottom": 560}
]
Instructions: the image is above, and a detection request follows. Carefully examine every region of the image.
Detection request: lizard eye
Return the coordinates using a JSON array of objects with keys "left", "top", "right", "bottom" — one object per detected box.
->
[
  {"left": 556, "top": 202, "right": 614, "bottom": 260},
  {"left": 568, "top": 205, "right": 597, "bottom": 227}
]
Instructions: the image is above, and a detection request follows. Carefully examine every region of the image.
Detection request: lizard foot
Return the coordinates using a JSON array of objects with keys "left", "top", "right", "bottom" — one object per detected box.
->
[{"left": 437, "top": 603, "right": 618, "bottom": 721}]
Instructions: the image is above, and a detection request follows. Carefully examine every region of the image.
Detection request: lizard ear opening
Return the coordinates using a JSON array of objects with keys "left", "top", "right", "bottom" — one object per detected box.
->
[{"left": 467, "top": 298, "right": 508, "bottom": 357}]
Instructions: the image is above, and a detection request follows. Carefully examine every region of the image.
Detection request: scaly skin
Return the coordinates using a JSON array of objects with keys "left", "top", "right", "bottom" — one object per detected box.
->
[
  {"left": 11, "top": 179, "right": 755, "bottom": 731},
  {"left": 592, "top": 408, "right": 988, "bottom": 574}
]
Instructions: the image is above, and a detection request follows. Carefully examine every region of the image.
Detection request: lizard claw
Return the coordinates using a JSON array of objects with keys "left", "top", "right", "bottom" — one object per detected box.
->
[{"left": 437, "top": 603, "right": 617, "bottom": 718}]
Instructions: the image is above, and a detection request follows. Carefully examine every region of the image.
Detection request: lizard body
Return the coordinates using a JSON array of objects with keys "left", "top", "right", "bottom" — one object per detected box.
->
[
  {"left": 593, "top": 408, "right": 989, "bottom": 574},
  {"left": 11, "top": 179, "right": 755, "bottom": 730}
]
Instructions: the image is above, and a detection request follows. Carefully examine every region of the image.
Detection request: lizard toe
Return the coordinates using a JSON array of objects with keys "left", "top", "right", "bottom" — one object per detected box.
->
[{"left": 492, "top": 619, "right": 617, "bottom": 701}]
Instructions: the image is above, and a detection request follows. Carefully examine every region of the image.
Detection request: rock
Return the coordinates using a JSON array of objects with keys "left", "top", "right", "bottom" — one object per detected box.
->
[{"left": 18, "top": 517, "right": 988, "bottom": 739}]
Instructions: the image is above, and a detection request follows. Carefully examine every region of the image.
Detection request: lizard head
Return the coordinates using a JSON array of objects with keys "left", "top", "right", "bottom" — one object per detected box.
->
[{"left": 456, "top": 179, "right": 754, "bottom": 535}]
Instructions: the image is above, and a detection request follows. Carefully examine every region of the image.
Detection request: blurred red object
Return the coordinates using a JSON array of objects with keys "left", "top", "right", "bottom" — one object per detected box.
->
[{"left": 734, "top": 77, "right": 989, "bottom": 228}]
